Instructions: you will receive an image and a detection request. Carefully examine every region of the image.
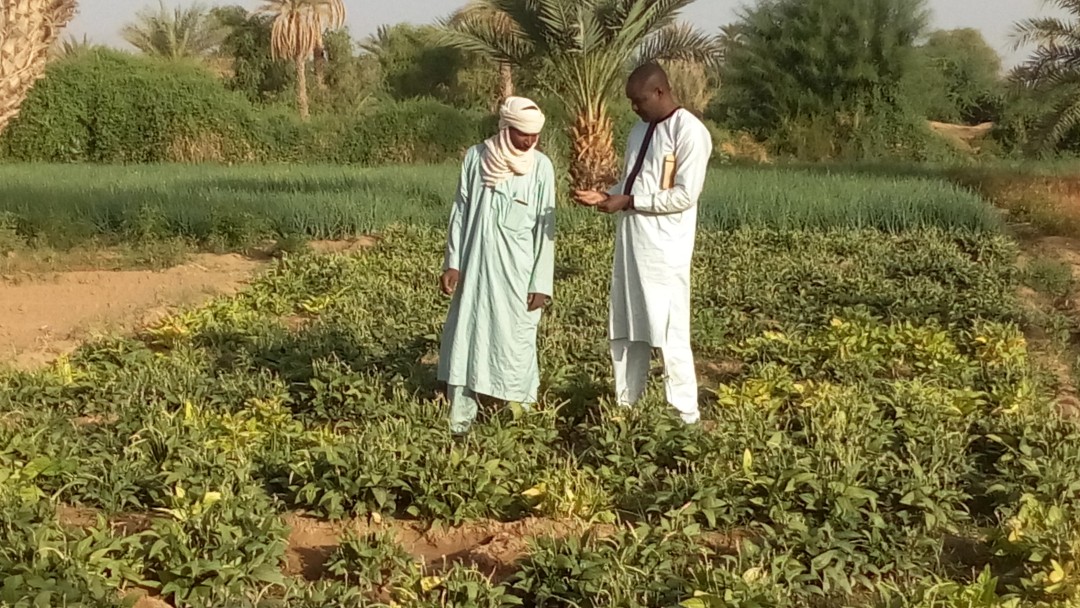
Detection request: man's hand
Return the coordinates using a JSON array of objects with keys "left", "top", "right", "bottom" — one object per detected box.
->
[
  {"left": 440, "top": 269, "right": 460, "bottom": 296},
  {"left": 574, "top": 190, "right": 633, "bottom": 213},
  {"left": 527, "top": 293, "right": 549, "bottom": 312},
  {"left": 573, "top": 190, "right": 607, "bottom": 207},
  {"left": 597, "top": 194, "right": 633, "bottom": 214}
]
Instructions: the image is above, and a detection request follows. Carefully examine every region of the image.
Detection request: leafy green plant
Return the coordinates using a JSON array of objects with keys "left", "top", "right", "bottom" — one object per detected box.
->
[
  {"left": 0, "top": 478, "right": 138, "bottom": 608},
  {"left": 508, "top": 519, "right": 707, "bottom": 607},
  {"left": 324, "top": 529, "right": 415, "bottom": 592},
  {"left": 1024, "top": 258, "right": 1075, "bottom": 303},
  {"left": 133, "top": 487, "right": 288, "bottom": 606}
]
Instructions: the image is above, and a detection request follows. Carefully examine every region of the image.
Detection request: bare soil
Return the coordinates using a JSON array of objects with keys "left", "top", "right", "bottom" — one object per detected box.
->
[
  {"left": 928, "top": 120, "right": 993, "bottom": 153},
  {"left": 282, "top": 512, "right": 591, "bottom": 582},
  {"left": 0, "top": 252, "right": 264, "bottom": 370},
  {"left": 1017, "top": 235, "right": 1080, "bottom": 417},
  {"left": 55, "top": 505, "right": 604, "bottom": 607},
  {"left": 0, "top": 237, "right": 379, "bottom": 371}
]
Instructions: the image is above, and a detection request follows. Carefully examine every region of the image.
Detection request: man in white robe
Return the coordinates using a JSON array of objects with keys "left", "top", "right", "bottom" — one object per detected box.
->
[{"left": 573, "top": 63, "right": 713, "bottom": 424}]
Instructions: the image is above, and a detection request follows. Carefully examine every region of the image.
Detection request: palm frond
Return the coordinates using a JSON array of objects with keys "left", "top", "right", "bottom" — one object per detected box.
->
[
  {"left": 1033, "top": 82, "right": 1080, "bottom": 152},
  {"left": 439, "top": 17, "right": 532, "bottom": 64},
  {"left": 490, "top": 0, "right": 555, "bottom": 55},
  {"left": 1012, "top": 40, "right": 1080, "bottom": 86},
  {"left": 257, "top": 0, "right": 340, "bottom": 61},
  {"left": 1042, "top": 0, "right": 1080, "bottom": 16},
  {"left": 619, "top": 0, "right": 699, "bottom": 46},
  {"left": 635, "top": 21, "right": 723, "bottom": 68},
  {"left": 1011, "top": 17, "right": 1080, "bottom": 51},
  {"left": 121, "top": 0, "right": 225, "bottom": 58},
  {"left": 531, "top": 0, "right": 586, "bottom": 53}
]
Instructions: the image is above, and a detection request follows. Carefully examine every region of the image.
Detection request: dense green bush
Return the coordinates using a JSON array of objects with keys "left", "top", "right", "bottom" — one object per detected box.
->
[
  {"left": 0, "top": 50, "right": 488, "bottom": 166},
  {"left": 909, "top": 28, "right": 1004, "bottom": 125},
  {"left": 712, "top": 0, "right": 964, "bottom": 163},
  {"left": 990, "top": 86, "right": 1080, "bottom": 158},
  {"left": 1, "top": 49, "right": 261, "bottom": 163},
  {"left": 308, "top": 98, "right": 487, "bottom": 166}
]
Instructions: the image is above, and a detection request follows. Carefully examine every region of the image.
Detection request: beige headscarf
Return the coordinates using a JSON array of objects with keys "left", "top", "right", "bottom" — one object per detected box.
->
[{"left": 480, "top": 96, "right": 546, "bottom": 189}]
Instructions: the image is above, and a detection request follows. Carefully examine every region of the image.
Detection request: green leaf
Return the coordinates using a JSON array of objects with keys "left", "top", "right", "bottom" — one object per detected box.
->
[
  {"left": 251, "top": 564, "right": 285, "bottom": 585},
  {"left": 21, "top": 457, "right": 53, "bottom": 480},
  {"left": 372, "top": 487, "right": 389, "bottom": 507},
  {"left": 811, "top": 549, "right": 840, "bottom": 570}
]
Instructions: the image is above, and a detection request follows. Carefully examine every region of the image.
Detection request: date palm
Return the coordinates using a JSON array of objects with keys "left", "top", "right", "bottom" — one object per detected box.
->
[
  {"left": 0, "top": 0, "right": 78, "bottom": 134},
  {"left": 443, "top": 3, "right": 517, "bottom": 101},
  {"left": 258, "top": 0, "right": 345, "bottom": 118},
  {"left": 442, "top": 0, "right": 721, "bottom": 191},
  {"left": 121, "top": 1, "right": 226, "bottom": 59},
  {"left": 1010, "top": 0, "right": 1080, "bottom": 149},
  {"left": 50, "top": 33, "right": 95, "bottom": 59}
]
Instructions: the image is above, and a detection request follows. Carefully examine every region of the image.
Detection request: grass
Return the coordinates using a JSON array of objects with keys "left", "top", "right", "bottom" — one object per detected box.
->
[
  {"left": 0, "top": 164, "right": 458, "bottom": 249},
  {"left": 697, "top": 165, "right": 999, "bottom": 231},
  {"left": 0, "top": 162, "right": 1002, "bottom": 253}
]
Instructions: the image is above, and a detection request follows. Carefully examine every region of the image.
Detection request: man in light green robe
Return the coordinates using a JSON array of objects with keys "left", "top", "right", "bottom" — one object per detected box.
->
[{"left": 437, "top": 97, "right": 556, "bottom": 435}]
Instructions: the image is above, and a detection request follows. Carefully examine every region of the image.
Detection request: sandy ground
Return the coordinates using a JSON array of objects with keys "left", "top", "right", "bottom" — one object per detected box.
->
[
  {"left": 0, "top": 253, "right": 264, "bottom": 370},
  {"left": 0, "top": 238, "right": 378, "bottom": 371}
]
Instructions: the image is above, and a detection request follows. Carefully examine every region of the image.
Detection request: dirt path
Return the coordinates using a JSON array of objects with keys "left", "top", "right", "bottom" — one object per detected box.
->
[
  {"left": 0, "top": 253, "right": 265, "bottom": 370},
  {"left": 929, "top": 120, "right": 993, "bottom": 153},
  {"left": 282, "top": 512, "right": 590, "bottom": 582},
  {"left": 1017, "top": 234, "right": 1080, "bottom": 417},
  {"left": 0, "top": 238, "right": 378, "bottom": 371},
  {"left": 55, "top": 505, "right": 601, "bottom": 607}
]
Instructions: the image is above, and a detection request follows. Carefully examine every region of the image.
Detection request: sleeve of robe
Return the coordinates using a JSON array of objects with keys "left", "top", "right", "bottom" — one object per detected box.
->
[
  {"left": 607, "top": 176, "right": 625, "bottom": 197},
  {"left": 443, "top": 149, "right": 473, "bottom": 272},
  {"left": 632, "top": 120, "right": 713, "bottom": 215},
  {"left": 528, "top": 159, "right": 556, "bottom": 298}
]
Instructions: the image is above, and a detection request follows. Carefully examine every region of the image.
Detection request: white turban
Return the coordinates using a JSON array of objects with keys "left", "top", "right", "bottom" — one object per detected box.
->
[{"left": 480, "top": 96, "right": 546, "bottom": 189}]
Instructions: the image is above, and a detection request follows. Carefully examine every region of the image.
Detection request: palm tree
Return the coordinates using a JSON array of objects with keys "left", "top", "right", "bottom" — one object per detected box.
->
[
  {"left": 121, "top": 1, "right": 227, "bottom": 59},
  {"left": 441, "top": 0, "right": 722, "bottom": 192},
  {"left": 258, "top": 0, "right": 345, "bottom": 117},
  {"left": 311, "top": 0, "right": 345, "bottom": 89},
  {"left": 1009, "top": 0, "right": 1080, "bottom": 150},
  {"left": 442, "top": 4, "right": 517, "bottom": 102},
  {"left": 50, "top": 33, "right": 97, "bottom": 60},
  {"left": 0, "top": 0, "right": 78, "bottom": 135}
]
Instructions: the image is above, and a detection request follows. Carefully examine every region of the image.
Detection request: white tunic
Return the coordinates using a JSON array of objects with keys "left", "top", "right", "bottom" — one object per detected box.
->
[{"left": 607, "top": 108, "right": 713, "bottom": 348}]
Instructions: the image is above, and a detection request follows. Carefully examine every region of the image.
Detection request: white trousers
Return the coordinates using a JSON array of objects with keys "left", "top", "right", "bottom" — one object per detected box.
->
[{"left": 610, "top": 339, "right": 700, "bottom": 423}]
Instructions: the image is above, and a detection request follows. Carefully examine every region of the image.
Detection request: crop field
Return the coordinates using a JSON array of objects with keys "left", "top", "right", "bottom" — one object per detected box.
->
[
  {"left": 2, "top": 164, "right": 1080, "bottom": 607},
  {"left": 0, "top": 164, "right": 1000, "bottom": 251}
]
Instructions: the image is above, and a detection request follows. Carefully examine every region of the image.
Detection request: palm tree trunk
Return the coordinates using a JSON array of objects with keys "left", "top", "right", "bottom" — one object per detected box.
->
[
  {"left": 570, "top": 106, "right": 618, "bottom": 193},
  {"left": 0, "top": 0, "right": 78, "bottom": 134},
  {"left": 313, "top": 44, "right": 327, "bottom": 90},
  {"left": 498, "top": 61, "right": 513, "bottom": 100},
  {"left": 295, "top": 56, "right": 310, "bottom": 119}
]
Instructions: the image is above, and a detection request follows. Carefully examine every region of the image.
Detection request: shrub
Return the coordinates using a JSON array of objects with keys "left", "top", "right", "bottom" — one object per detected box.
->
[
  {"left": 0, "top": 50, "right": 489, "bottom": 166},
  {"left": 303, "top": 98, "right": 488, "bottom": 166},
  {"left": 1, "top": 49, "right": 261, "bottom": 163}
]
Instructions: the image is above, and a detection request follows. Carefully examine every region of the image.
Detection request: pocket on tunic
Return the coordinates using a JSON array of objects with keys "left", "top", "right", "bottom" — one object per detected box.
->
[{"left": 500, "top": 197, "right": 533, "bottom": 232}]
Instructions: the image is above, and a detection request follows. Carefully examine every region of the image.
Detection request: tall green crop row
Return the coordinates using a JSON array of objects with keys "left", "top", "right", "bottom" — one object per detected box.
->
[{"left": 0, "top": 164, "right": 999, "bottom": 252}]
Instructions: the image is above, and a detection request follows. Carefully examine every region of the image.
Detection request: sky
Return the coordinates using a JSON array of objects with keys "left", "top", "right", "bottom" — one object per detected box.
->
[{"left": 66, "top": 0, "right": 1057, "bottom": 68}]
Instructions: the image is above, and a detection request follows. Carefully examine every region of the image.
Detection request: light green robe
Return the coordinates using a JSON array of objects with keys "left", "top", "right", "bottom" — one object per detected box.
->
[{"left": 437, "top": 143, "right": 556, "bottom": 403}]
